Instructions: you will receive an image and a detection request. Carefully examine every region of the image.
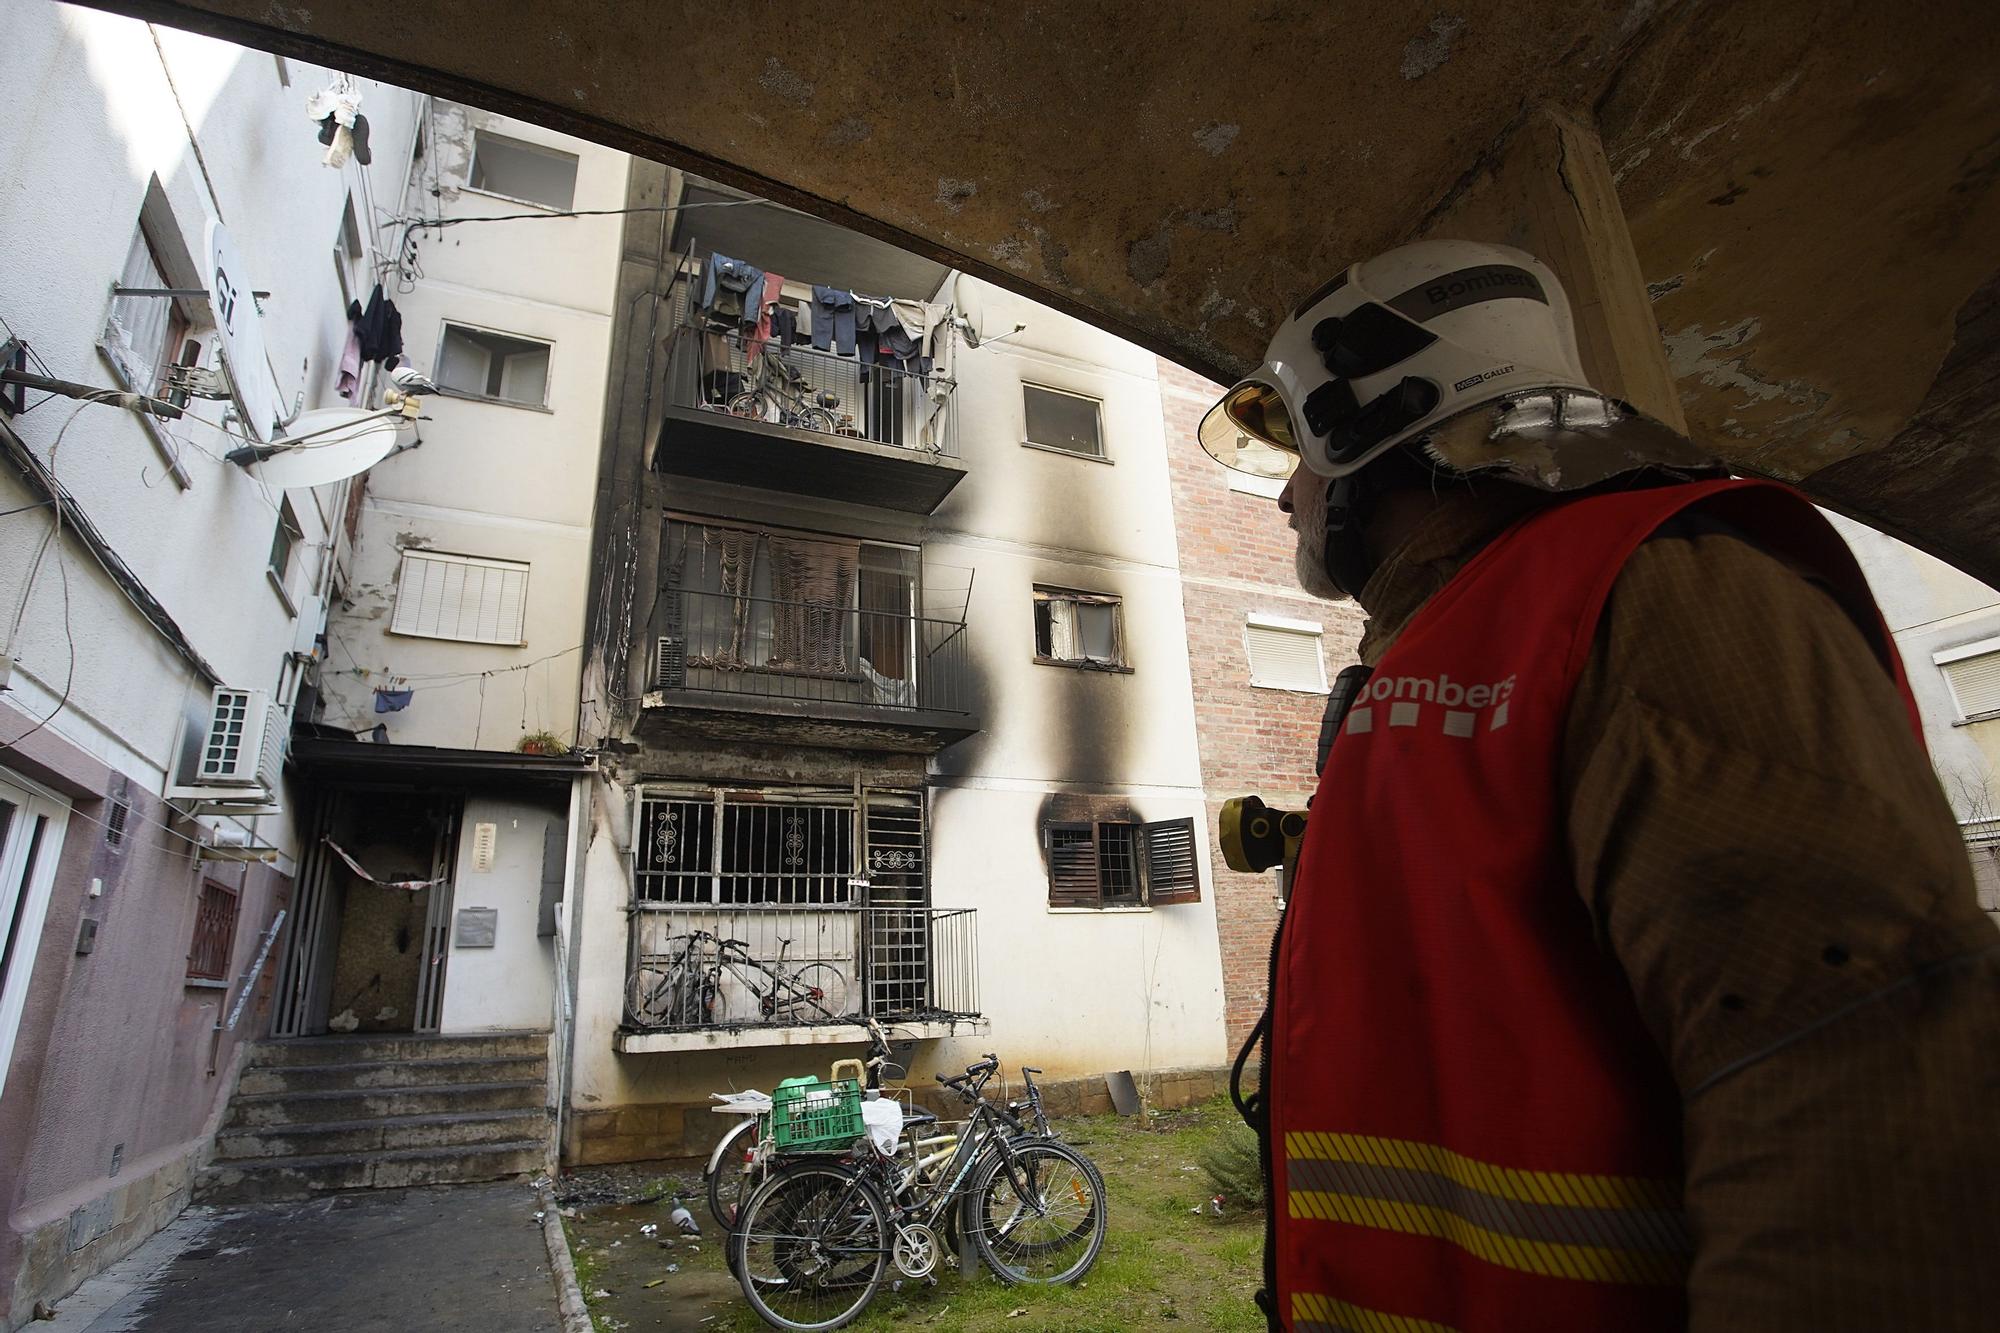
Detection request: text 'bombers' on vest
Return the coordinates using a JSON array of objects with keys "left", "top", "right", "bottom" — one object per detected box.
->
[{"left": 1362, "top": 673, "right": 1518, "bottom": 710}]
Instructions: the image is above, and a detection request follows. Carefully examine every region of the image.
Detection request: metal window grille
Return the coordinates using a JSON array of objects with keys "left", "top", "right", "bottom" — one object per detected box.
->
[
  {"left": 634, "top": 790, "right": 856, "bottom": 907},
  {"left": 1098, "top": 823, "right": 1141, "bottom": 903},
  {"left": 188, "top": 880, "right": 240, "bottom": 981},
  {"left": 104, "top": 799, "right": 129, "bottom": 849}
]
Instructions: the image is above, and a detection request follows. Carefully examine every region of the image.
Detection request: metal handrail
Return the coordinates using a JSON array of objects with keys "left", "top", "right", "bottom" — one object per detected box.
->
[{"left": 208, "top": 907, "right": 286, "bottom": 1075}]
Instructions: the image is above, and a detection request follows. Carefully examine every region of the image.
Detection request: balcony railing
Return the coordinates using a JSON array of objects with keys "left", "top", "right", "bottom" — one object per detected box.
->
[
  {"left": 653, "top": 590, "right": 971, "bottom": 715},
  {"left": 666, "top": 324, "right": 957, "bottom": 459},
  {"left": 624, "top": 906, "right": 980, "bottom": 1032}
]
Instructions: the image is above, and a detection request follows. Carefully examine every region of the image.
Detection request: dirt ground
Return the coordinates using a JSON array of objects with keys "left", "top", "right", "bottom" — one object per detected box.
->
[{"left": 558, "top": 1096, "right": 1265, "bottom": 1332}]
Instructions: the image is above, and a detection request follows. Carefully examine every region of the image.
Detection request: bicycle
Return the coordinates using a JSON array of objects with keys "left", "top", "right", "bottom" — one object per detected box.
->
[
  {"left": 627, "top": 931, "right": 850, "bottom": 1029},
  {"left": 728, "top": 342, "right": 841, "bottom": 434},
  {"left": 730, "top": 1050, "right": 1107, "bottom": 1330}
]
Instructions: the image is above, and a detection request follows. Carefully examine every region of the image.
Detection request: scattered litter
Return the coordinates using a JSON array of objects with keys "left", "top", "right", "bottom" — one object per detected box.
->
[
  {"left": 1008, "top": 1309, "right": 1029, "bottom": 1319},
  {"left": 590, "top": 1288, "right": 611, "bottom": 1299},
  {"left": 687, "top": 1244, "right": 700, "bottom": 1254},
  {"left": 1207, "top": 1194, "right": 1226, "bottom": 1217},
  {"left": 532, "top": 1211, "right": 544, "bottom": 1223},
  {"left": 665, "top": 1263, "right": 680, "bottom": 1274},
  {"left": 643, "top": 1278, "right": 664, "bottom": 1289},
  {"left": 559, "top": 1206, "right": 577, "bottom": 1218},
  {"left": 610, "top": 1240, "right": 622, "bottom": 1248},
  {"left": 639, "top": 1223, "right": 658, "bottom": 1236}
]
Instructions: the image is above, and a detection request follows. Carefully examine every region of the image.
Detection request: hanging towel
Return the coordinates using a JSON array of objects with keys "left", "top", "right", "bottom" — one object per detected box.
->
[
  {"left": 336, "top": 326, "right": 364, "bottom": 405},
  {"left": 745, "top": 271, "right": 786, "bottom": 362}
]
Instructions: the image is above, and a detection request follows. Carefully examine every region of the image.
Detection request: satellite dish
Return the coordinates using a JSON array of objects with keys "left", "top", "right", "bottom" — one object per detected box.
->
[
  {"left": 244, "top": 408, "right": 403, "bottom": 488},
  {"left": 205, "top": 221, "right": 282, "bottom": 442}
]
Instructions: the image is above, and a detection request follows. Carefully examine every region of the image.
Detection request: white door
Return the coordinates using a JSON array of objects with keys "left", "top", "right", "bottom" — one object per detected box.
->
[{"left": 0, "top": 771, "right": 71, "bottom": 1101}]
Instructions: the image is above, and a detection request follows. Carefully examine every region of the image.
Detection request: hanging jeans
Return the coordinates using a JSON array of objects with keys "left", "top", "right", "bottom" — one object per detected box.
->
[{"left": 811, "top": 285, "right": 857, "bottom": 355}]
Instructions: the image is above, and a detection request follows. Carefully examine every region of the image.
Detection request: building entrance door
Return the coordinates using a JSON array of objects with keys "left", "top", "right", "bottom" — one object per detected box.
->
[{"left": 0, "top": 769, "right": 70, "bottom": 1100}]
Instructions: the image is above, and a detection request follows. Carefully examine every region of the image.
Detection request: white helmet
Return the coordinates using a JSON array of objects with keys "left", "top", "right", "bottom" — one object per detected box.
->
[{"left": 1199, "top": 240, "right": 1599, "bottom": 481}]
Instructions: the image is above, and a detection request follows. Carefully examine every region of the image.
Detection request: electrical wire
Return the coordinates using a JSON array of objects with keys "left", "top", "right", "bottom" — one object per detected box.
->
[
  {"left": 1, "top": 395, "right": 103, "bottom": 750},
  {"left": 380, "top": 197, "right": 770, "bottom": 233}
]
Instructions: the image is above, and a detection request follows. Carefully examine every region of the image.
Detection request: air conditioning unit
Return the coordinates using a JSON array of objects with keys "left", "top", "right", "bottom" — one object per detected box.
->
[
  {"left": 167, "top": 685, "right": 286, "bottom": 808},
  {"left": 655, "top": 634, "right": 686, "bottom": 689}
]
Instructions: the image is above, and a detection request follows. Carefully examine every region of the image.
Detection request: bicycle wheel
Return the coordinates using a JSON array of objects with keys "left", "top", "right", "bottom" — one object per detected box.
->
[
  {"left": 734, "top": 1162, "right": 888, "bottom": 1330},
  {"left": 969, "top": 1139, "right": 1107, "bottom": 1285},
  {"left": 727, "top": 389, "right": 770, "bottom": 420},
  {"left": 625, "top": 962, "right": 674, "bottom": 1026},
  {"left": 796, "top": 406, "right": 837, "bottom": 434},
  {"left": 707, "top": 1117, "right": 761, "bottom": 1231},
  {"left": 786, "top": 963, "right": 850, "bottom": 1021}
]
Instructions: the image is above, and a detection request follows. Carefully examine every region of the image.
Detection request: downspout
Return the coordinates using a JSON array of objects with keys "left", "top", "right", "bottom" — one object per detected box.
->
[{"left": 554, "top": 771, "right": 593, "bottom": 1171}]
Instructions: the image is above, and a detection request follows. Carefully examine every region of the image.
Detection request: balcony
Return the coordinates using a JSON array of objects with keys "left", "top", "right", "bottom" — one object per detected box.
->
[
  {"left": 654, "top": 324, "right": 965, "bottom": 514},
  {"left": 639, "top": 590, "right": 978, "bottom": 752},
  {"left": 615, "top": 906, "right": 983, "bottom": 1054}
]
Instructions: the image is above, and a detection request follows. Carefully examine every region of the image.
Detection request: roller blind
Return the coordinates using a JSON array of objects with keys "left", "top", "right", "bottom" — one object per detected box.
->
[
  {"left": 1246, "top": 620, "right": 1327, "bottom": 692},
  {"left": 1942, "top": 651, "right": 2000, "bottom": 719},
  {"left": 391, "top": 551, "right": 530, "bottom": 645}
]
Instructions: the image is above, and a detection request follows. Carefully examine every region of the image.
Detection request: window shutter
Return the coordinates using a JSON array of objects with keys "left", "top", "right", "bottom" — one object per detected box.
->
[
  {"left": 1246, "top": 621, "right": 1327, "bottom": 692},
  {"left": 1942, "top": 651, "right": 2000, "bottom": 719},
  {"left": 1046, "top": 823, "right": 1100, "bottom": 907},
  {"left": 1139, "top": 817, "right": 1201, "bottom": 905},
  {"left": 391, "top": 551, "right": 530, "bottom": 644}
]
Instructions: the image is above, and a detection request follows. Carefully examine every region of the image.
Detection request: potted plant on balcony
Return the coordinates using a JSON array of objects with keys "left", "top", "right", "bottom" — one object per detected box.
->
[{"left": 516, "top": 730, "right": 567, "bottom": 756}]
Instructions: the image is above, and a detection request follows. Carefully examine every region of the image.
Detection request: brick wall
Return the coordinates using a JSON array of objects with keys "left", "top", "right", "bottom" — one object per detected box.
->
[{"left": 1157, "top": 359, "right": 1365, "bottom": 1051}]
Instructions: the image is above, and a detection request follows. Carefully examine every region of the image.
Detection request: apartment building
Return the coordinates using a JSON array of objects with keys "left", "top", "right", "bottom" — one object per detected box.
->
[
  {"left": 0, "top": 7, "right": 419, "bottom": 1320},
  {"left": 567, "top": 162, "right": 1234, "bottom": 1161}
]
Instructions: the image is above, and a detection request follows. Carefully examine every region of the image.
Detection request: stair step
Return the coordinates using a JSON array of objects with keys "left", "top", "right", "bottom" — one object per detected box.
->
[
  {"left": 212, "top": 1108, "right": 547, "bottom": 1161},
  {"left": 224, "top": 1080, "right": 546, "bottom": 1128},
  {"left": 246, "top": 1031, "right": 550, "bottom": 1067},
  {"left": 237, "top": 1055, "right": 546, "bottom": 1096},
  {"left": 194, "top": 1140, "right": 546, "bottom": 1205}
]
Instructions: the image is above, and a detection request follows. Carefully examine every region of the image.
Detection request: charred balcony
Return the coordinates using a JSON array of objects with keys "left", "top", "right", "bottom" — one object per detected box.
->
[
  {"left": 652, "top": 316, "right": 964, "bottom": 515},
  {"left": 639, "top": 590, "right": 977, "bottom": 753}
]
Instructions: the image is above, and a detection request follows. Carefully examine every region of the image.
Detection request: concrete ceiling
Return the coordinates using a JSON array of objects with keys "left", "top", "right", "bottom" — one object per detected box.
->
[{"left": 91, "top": 1, "right": 2000, "bottom": 579}]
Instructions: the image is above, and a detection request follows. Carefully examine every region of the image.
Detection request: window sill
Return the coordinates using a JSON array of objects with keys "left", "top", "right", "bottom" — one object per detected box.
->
[
  {"left": 434, "top": 388, "right": 554, "bottom": 414},
  {"left": 1248, "top": 680, "right": 1331, "bottom": 695},
  {"left": 183, "top": 977, "right": 229, "bottom": 990},
  {"left": 267, "top": 568, "right": 299, "bottom": 618},
  {"left": 457, "top": 185, "right": 572, "bottom": 215},
  {"left": 1021, "top": 440, "right": 1112, "bottom": 464},
  {"left": 1046, "top": 905, "right": 1153, "bottom": 915},
  {"left": 1033, "top": 655, "right": 1133, "bottom": 674}
]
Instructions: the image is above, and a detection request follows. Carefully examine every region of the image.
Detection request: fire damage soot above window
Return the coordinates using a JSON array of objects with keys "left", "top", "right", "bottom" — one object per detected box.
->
[
  {"left": 1044, "top": 816, "right": 1200, "bottom": 909},
  {"left": 1034, "top": 587, "right": 1124, "bottom": 669}
]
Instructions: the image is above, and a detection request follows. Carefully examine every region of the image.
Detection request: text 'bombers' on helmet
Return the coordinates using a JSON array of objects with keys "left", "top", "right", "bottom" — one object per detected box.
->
[{"left": 1200, "top": 240, "right": 1599, "bottom": 480}]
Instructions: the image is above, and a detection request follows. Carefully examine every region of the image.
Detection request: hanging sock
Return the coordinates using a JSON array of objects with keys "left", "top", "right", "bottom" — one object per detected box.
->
[
  {"left": 349, "top": 112, "right": 372, "bottom": 166},
  {"left": 323, "top": 123, "right": 354, "bottom": 168}
]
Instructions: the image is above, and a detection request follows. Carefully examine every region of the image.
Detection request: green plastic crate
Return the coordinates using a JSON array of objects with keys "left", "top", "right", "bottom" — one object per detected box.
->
[{"left": 771, "top": 1076, "right": 863, "bottom": 1151}]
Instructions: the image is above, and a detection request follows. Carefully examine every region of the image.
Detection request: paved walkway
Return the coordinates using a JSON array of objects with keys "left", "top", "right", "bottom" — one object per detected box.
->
[{"left": 43, "top": 1183, "right": 560, "bottom": 1332}]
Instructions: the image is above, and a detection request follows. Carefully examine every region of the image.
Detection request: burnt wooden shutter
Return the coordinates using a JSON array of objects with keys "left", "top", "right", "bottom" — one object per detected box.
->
[
  {"left": 1139, "top": 817, "right": 1201, "bottom": 905},
  {"left": 656, "top": 566, "right": 686, "bottom": 687},
  {"left": 1046, "top": 823, "right": 1101, "bottom": 907}
]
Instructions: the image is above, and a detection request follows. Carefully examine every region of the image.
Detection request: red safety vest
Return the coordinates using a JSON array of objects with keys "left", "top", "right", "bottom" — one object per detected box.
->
[{"left": 1269, "top": 479, "right": 1915, "bottom": 1333}]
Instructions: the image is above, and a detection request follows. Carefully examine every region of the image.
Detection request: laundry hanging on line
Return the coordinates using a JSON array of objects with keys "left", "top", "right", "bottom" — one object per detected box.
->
[{"left": 372, "top": 686, "right": 413, "bottom": 712}]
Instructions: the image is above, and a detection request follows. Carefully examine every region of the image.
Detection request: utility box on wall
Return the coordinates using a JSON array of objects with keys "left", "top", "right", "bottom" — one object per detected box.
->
[{"left": 453, "top": 907, "right": 498, "bottom": 948}]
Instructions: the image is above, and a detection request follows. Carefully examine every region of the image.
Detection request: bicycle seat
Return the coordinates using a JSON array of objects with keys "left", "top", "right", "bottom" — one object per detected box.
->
[
  {"left": 902, "top": 1108, "right": 939, "bottom": 1129},
  {"left": 719, "top": 938, "right": 749, "bottom": 949}
]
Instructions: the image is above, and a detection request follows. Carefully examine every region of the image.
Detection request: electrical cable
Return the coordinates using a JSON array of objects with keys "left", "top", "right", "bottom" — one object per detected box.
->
[
  {"left": 380, "top": 197, "right": 770, "bottom": 233},
  {"left": 1, "top": 395, "right": 103, "bottom": 750}
]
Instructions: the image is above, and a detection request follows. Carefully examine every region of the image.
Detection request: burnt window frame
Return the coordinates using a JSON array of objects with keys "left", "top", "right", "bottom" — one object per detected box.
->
[
  {"left": 1043, "top": 817, "right": 1201, "bottom": 909},
  {"left": 1032, "top": 586, "right": 1129, "bottom": 673}
]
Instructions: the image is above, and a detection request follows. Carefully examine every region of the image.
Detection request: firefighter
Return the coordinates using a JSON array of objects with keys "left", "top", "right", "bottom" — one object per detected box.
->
[{"left": 1200, "top": 240, "right": 2000, "bottom": 1332}]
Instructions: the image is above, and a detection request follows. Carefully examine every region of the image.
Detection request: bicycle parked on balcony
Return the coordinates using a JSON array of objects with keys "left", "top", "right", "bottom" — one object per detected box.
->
[
  {"left": 626, "top": 929, "right": 851, "bottom": 1029},
  {"left": 727, "top": 342, "right": 843, "bottom": 434}
]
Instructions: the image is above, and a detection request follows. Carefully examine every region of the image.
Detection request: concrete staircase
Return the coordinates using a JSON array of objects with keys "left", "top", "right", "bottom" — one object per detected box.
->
[{"left": 196, "top": 1031, "right": 551, "bottom": 1205}]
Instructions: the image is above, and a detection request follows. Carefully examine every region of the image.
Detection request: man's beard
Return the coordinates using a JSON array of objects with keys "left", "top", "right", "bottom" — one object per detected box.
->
[{"left": 1288, "top": 470, "right": 1350, "bottom": 601}]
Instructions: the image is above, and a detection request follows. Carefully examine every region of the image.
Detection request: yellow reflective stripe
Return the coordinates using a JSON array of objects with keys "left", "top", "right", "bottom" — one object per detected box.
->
[
  {"left": 1288, "top": 1189, "right": 1685, "bottom": 1286},
  {"left": 1292, "top": 1290, "right": 1462, "bottom": 1333},
  {"left": 1286, "top": 1131, "right": 1678, "bottom": 1211}
]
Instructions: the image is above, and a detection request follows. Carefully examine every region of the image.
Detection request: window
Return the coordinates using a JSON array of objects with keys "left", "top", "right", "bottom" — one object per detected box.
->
[
  {"left": 392, "top": 550, "right": 531, "bottom": 645},
  {"left": 657, "top": 518, "right": 918, "bottom": 690},
  {"left": 1227, "top": 469, "right": 1288, "bottom": 500},
  {"left": 1033, "top": 587, "right": 1124, "bottom": 669},
  {"left": 467, "top": 131, "right": 579, "bottom": 210},
  {"left": 436, "top": 323, "right": 552, "bottom": 407},
  {"left": 1245, "top": 614, "right": 1329, "bottom": 692},
  {"left": 1023, "top": 384, "right": 1104, "bottom": 458},
  {"left": 102, "top": 222, "right": 191, "bottom": 397},
  {"left": 334, "top": 197, "right": 365, "bottom": 308},
  {"left": 1045, "top": 818, "right": 1201, "bottom": 908},
  {"left": 1, "top": 772, "right": 71, "bottom": 1101},
  {"left": 269, "top": 497, "right": 303, "bottom": 585},
  {"left": 633, "top": 786, "right": 922, "bottom": 907},
  {"left": 1936, "top": 638, "right": 2000, "bottom": 721},
  {"left": 186, "top": 880, "right": 240, "bottom": 982}
]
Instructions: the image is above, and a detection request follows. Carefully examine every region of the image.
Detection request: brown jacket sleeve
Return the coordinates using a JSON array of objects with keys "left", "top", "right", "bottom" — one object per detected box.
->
[{"left": 1562, "top": 524, "right": 2000, "bottom": 1331}]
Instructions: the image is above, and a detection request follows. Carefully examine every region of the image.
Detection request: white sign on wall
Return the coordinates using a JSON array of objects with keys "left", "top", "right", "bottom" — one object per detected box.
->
[{"left": 205, "top": 220, "right": 281, "bottom": 442}]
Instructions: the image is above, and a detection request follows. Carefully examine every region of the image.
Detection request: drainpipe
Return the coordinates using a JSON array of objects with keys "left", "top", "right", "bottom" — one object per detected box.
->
[{"left": 554, "top": 772, "right": 592, "bottom": 1171}]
